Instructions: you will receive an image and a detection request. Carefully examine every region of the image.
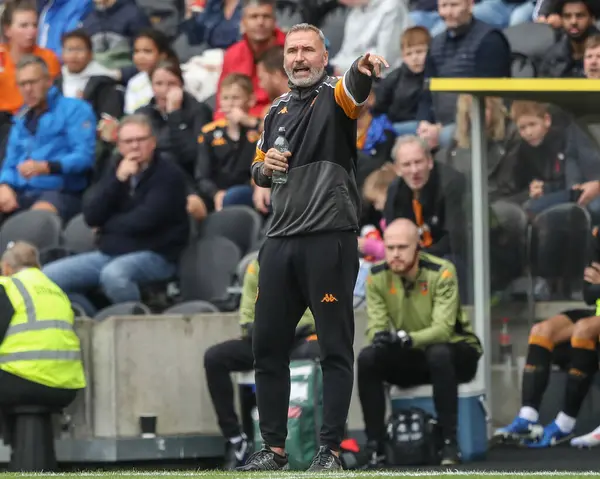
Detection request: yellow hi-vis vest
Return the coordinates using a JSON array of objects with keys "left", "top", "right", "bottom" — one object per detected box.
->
[{"left": 0, "top": 268, "right": 86, "bottom": 389}]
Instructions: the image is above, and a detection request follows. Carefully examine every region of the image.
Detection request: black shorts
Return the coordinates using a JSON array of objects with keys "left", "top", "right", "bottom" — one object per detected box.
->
[
  {"left": 553, "top": 309, "right": 599, "bottom": 369},
  {"left": 562, "top": 309, "right": 596, "bottom": 323}
]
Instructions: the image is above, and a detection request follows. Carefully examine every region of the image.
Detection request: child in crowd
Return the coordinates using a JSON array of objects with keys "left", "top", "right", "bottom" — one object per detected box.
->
[
  {"left": 59, "top": 29, "right": 123, "bottom": 121},
  {"left": 372, "top": 26, "right": 430, "bottom": 136},
  {"left": 353, "top": 165, "right": 397, "bottom": 306},
  {"left": 503, "top": 101, "right": 600, "bottom": 222},
  {"left": 124, "top": 28, "right": 176, "bottom": 114},
  {"left": 188, "top": 73, "right": 260, "bottom": 219}
]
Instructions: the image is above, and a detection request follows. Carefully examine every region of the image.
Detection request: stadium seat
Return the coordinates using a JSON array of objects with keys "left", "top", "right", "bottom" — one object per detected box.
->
[
  {"left": 163, "top": 300, "right": 220, "bottom": 314},
  {"left": 198, "top": 206, "right": 263, "bottom": 256},
  {"left": 64, "top": 214, "right": 96, "bottom": 254},
  {"left": 71, "top": 303, "right": 86, "bottom": 318},
  {"left": 502, "top": 22, "right": 557, "bottom": 78},
  {"left": 93, "top": 302, "right": 152, "bottom": 322},
  {"left": 320, "top": 7, "right": 347, "bottom": 59},
  {"left": 529, "top": 203, "right": 591, "bottom": 298},
  {"left": 0, "top": 210, "right": 63, "bottom": 253},
  {"left": 178, "top": 236, "right": 242, "bottom": 303},
  {"left": 489, "top": 201, "right": 529, "bottom": 290},
  {"left": 276, "top": 2, "right": 303, "bottom": 30}
]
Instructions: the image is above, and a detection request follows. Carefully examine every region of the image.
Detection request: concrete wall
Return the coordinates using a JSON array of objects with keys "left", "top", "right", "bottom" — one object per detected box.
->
[{"left": 74, "top": 302, "right": 574, "bottom": 439}]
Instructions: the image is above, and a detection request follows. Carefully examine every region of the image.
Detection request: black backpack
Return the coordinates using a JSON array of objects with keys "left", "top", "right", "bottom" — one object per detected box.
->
[{"left": 384, "top": 407, "right": 443, "bottom": 466}]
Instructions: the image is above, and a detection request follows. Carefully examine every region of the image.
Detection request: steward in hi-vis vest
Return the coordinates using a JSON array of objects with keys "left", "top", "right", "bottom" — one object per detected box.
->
[{"left": 0, "top": 241, "right": 85, "bottom": 399}]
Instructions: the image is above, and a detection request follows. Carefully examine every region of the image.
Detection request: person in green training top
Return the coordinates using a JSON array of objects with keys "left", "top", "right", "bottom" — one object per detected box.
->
[
  {"left": 204, "top": 258, "right": 319, "bottom": 470},
  {"left": 357, "top": 218, "right": 481, "bottom": 467}
]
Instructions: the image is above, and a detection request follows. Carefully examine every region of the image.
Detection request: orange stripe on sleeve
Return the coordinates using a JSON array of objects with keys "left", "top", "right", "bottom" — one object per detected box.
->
[
  {"left": 571, "top": 337, "right": 597, "bottom": 350},
  {"left": 528, "top": 335, "right": 554, "bottom": 351},
  {"left": 252, "top": 147, "right": 266, "bottom": 165},
  {"left": 334, "top": 77, "right": 361, "bottom": 120}
]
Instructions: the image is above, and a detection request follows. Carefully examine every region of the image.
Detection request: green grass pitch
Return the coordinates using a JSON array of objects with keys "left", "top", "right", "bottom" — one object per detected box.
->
[{"left": 2, "top": 472, "right": 600, "bottom": 478}]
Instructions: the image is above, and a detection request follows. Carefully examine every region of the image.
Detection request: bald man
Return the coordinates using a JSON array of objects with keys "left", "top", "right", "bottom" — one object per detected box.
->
[{"left": 357, "top": 219, "right": 481, "bottom": 467}]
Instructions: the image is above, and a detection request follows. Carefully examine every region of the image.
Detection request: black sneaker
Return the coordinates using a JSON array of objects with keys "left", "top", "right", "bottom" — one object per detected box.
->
[
  {"left": 224, "top": 435, "right": 249, "bottom": 470},
  {"left": 440, "top": 438, "right": 461, "bottom": 466},
  {"left": 236, "top": 447, "right": 288, "bottom": 471},
  {"left": 307, "top": 446, "right": 343, "bottom": 472}
]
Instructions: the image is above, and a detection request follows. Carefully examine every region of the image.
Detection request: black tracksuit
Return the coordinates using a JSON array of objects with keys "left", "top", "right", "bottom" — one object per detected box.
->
[{"left": 250, "top": 58, "right": 372, "bottom": 451}]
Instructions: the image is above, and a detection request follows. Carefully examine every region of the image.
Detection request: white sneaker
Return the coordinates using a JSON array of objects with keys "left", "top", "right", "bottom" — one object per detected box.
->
[{"left": 571, "top": 429, "right": 600, "bottom": 448}]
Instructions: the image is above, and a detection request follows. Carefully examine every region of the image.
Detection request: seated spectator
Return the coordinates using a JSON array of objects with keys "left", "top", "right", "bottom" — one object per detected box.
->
[
  {"left": 178, "top": 0, "right": 242, "bottom": 51},
  {"left": 358, "top": 218, "right": 481, "bottom": 467},
  {"left": 189, "top": 73, "right": 259, "bottom": 218},
  {"left": 214, "top": 0, "right": 285, "bottom": 120},
  {"left": 204, "top": 258, "right": 319, "bottom": 470},
  {"left": 0, "top": 1, "right": 60, "bottom": 116},
  {"left": 495, "top": 227, "right": 600, "bottom": 447},
  {"left": 355, "top": 87, "right": 396, "bottom": 197},
  {"left": 255, "top": 45, "right": 288, "bottom": 119},
  {"left": 583, "top": 33, "right": 600, "bottom": 78},
  {"left": 538, "top": 0, "right": 598, "bottom": 78},
  {"left": 136, "top": 60, "right": 212, "bottom": 179},
  {"left": 56, "top": 29, "right": 123, "bottom": 121},
  {"left": 416, "top": 0, "right": 511, "bottom": 149},
  {"left": 357, "top": 164, "right": 397, "bottom": 261},
  {"left": 383, "top": 135, "right": 466, "bottom": 261},
  {"left": 329, "top": 0, "right": 409, "bottom": 75},
  {"left": 0, "top": 55, "right": 96, "bottom": 222},
  {"left": 81, "top": 0, "right": 152, "bottom": 71},
  {"left": 43, "top": 114, "right": 189, "bottom": 316},
  {"left": 412, "top": 0, "right": 536, "bottom": 37},
  {"left": 437, "top": 95, "right": 518, "bottom": 202},
  {"left": 0, "top": 241, "right": 85, "bottom": 447},
  {"left": 37, "top": 0, "right": 93, "bottom": 57},
  {"left": 499, "top": 101, "right": 600, "bottom": 222},
  {"left": 373, "top": 26, "right": 430, "bottom": 137},
  {"left": 124, "top": 28, "right": 176, "bottom": 114},
  {"left": 536, "top": 0, "right": 562, "bottom": 27}
]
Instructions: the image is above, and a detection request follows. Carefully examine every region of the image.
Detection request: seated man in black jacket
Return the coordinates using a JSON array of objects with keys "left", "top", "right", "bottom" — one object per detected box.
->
[
  {"left": 494, "top": 226, "right": 600, "bottom": 448},
  {"left": 538, "top": 0, "right": 599, "bottom": 78},
  {"left": 384, "top": 135, "right": 466, "bottom": 258},
  {"left": 42, "top": 114, "right": 190, "bottom": 316}
]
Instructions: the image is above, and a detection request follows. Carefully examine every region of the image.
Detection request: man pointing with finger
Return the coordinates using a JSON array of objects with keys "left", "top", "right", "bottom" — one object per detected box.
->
[{"left": 240, "top": 22, "right": 388, "bottom": 472}]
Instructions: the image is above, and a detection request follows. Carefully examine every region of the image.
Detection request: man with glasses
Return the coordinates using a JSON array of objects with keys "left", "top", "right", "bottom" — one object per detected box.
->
[
  {"left": 43, "top": 114, "right": 189, "bottom": 316},
  {"left": 0, "top": 54, "right": 96, "bottom": 223}
]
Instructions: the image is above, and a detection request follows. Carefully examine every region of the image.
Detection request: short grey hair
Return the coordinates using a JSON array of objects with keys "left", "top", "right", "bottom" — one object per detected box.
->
[
  {"left": 2, "top": 241, "right": 40, "bottom": 271},
  {"left": 391, "top": 135, "right": 432, "bottom": 162},
  {"left": 286, "top": 23, "right": 326, "bottom": 48},
  {"left": 118, "top": 114, "right": 155, "bottom": 137},
  {"left": 16, "top": 54, "right": 50, "bottom": 76}
]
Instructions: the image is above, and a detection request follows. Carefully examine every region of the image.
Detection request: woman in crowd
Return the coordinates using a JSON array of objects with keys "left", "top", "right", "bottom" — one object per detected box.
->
[
  {"left": 0, "top": 0, "right": 60, "bottom": 116},
  {"left": 124, "top": 28, "right": 177, "bottom": 115},
  {"left": 136, "top": 59, "right": 213, "bottom": 179}
]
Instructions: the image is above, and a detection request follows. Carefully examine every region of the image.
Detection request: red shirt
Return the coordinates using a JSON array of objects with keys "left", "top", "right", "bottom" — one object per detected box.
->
[{"left": 214, "top": 29, "right": 286, "bottom": 120}]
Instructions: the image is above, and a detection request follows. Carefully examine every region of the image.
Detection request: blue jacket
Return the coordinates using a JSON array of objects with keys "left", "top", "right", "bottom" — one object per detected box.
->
[
  {"left": 82, "top": 0, "right": 151, "bottom": 53},
  {"left": 38, "top": 0, "right": 94, "bottom": 57},
  {"left": 2, "top": 87, "right": 96, "bottom": 193},
  {"left": 179, "top": 0, "right": 241, "bottom": 49}
]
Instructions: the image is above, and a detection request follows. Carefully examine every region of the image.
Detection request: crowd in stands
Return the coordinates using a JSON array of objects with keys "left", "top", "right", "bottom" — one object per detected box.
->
[{"left": 0, "top": 0, "right": 597, "bottom": 310}]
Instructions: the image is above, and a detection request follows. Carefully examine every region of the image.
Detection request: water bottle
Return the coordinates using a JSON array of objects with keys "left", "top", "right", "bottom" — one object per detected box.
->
[{"left": 272, "top": 126, "right": 289, "bottom": 184}]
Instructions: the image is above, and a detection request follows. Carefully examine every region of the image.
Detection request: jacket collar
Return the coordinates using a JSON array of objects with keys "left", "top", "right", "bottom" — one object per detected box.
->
[
  {"left": 288, "top": 72, "right": 328, "bottom": 100},
  {"left": 16, "top": 85, "right": 61, "bottom": 120}
]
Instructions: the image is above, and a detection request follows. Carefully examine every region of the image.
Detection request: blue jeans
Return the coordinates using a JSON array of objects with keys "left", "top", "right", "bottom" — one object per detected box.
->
[
  {"left": 439, "top": 123, "right": 456, "bottom": 148},
  {"left": 222, "top": 185, "right": 253, "bottom": 209},
  {"left": 393, "top": 121, "right": 419, "bottom": 136},
  {"left": 43, "top": 250, "right": 176, "bottom": 316},
  {"left": 525, "top": 190, "right": 600, "bottom": 223},
  {"left": 411, "top": 0, "right": 534, "bottom": 35}
]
